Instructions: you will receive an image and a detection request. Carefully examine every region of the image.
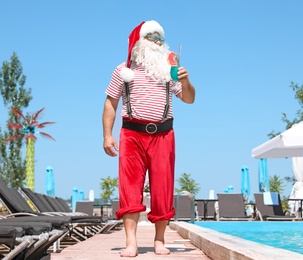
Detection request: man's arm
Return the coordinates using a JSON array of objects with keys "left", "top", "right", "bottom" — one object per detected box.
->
[
  {"left": 176, "top": 66, "right": 195, "bottom": 104},
  {"left": 102, "top": 95, "right": 120, "bottom": 157}
]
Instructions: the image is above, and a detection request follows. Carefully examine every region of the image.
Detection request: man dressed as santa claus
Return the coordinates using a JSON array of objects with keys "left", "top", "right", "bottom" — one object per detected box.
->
[{"left": 102, "top": 20, "right": 195, "bottom": 257}]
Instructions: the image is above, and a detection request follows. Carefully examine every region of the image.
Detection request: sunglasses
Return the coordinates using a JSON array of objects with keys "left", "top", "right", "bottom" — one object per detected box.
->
[{"left": 145, "top": 33, "right": 165, "bottom": 44}]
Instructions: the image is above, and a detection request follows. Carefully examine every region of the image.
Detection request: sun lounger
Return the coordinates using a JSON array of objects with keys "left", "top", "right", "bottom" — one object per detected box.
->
[
  {"left": 217, "top": 193, "right": 253, "bottom": 221},
  {"left": 173, "top": 193, "right": 195, "bottom": 222},
  {"left": 254, "top": 193, "right": 297, "bottom": 221},
  {"left": 1, "top": 180, "right": 120, "bottom": 223},
  {"left": 75, "top": 201, "right": 94, "bottom": 216},
  {"left": 20, "top": 187, "right": 90, "bottom": 217},
  {"left": 0, "top": 181, "right": 106, "bottom": 241},
  {"left": 20, "top": 187, "right": 67, "bottom": 215},
  {"left": 0, "top": 219, "right": 68, "bottom": 259},
  {"left": 19, "top": 188, "right": 108, "bottom": 236},
  {"left": 56, "top": 197, "right": 74, "bottom": 212},
  {"left": 0, "top": 225, "right": 27, "bottom": 259},
  {"left": 7, "top": 181, "right": 123, "bottom": 236},
  {"left": 111, "top": 200, "right": 119, "bottom": 220}
]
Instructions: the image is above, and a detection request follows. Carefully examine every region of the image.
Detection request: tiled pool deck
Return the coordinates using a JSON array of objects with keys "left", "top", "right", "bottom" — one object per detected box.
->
[
  {"left": 51, "top": 222, "right": 209, "bottom": 259},
  {"left": 51, "top": 221, "right": 303, "bottom": 260}
]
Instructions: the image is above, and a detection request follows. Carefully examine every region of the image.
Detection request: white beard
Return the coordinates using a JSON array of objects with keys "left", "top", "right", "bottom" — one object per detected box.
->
[{"left": 131, "top": 39, "right": 171, "bottom": 83}]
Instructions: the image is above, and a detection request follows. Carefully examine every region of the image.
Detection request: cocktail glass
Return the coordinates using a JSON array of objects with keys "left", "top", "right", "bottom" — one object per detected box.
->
[
  {"left": 170, "top": 44, "right": 182, "bottom": 82},
  {"left": 170, "top": 66, "right": 179, "bottom": 81}
]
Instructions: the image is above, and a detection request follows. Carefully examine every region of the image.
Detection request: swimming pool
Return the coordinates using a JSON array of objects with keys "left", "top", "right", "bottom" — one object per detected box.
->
[{"left": 195, "top": 221, "right": 303, "bottom": 255}]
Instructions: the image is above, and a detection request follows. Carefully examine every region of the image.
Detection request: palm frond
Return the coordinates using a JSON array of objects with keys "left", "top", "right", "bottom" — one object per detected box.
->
[
  {"left": 32, "top": 108, "right": 45, "bottom": 122},
  {"left": 38, "top": 132, "right": 56, "bottom": 141},
  {"left": 11, "top": 108, "right": 27, "bottom": 120},
  {"left": 35, "top": 121, "right": 56, "bottom": 129},
  {"left": 5, "top": 133, "right": 22, "bottom": 143},
  {"left": 7, "top": 123, "right": 23, "bottom": 129}
]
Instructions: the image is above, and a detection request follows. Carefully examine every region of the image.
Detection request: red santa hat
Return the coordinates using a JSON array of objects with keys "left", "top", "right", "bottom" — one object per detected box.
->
[{"left": 120, "top": 20, "right": 164, "bottom": 82}]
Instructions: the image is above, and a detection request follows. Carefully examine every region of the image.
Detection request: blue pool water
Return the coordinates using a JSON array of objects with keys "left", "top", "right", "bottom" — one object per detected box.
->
[{"left": 195, "top": 221, "right": 303, "bottom": 255}]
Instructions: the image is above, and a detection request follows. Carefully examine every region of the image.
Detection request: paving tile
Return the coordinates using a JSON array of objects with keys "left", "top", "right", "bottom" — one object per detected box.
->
[{"left": 51, "top": 223, "right": 210, "bottom": 259}]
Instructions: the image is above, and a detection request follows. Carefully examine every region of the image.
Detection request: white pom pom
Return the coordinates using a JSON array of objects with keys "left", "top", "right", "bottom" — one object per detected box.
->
[{"left": 120, "top": 67, "right": 134, "bottom": 82}]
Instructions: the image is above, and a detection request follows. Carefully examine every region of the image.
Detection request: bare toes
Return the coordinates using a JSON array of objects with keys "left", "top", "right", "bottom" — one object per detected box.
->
[
  {"left": 154, "top": 241, "right": 170, "bottom": 255},
  {"left": 120, "top": 246, "right": 138, "bottom": 257}
]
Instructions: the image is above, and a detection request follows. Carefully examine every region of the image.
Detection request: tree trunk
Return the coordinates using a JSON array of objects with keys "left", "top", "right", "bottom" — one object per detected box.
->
[{"left": 26, "top": 138, "right": 35, "bottom": 190}]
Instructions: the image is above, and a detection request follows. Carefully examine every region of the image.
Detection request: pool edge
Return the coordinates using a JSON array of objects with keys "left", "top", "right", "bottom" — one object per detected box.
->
[{"left": 169, "top": 221, "right": 303, "bottom": 260}]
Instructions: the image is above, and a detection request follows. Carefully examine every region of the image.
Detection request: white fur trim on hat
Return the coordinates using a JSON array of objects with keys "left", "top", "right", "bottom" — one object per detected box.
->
[
  {"left": 140, "top": 20, "right": 164, "bottom": 38},
  {"left": 120, "top": 67, "right": 134, "bottom": 82}
]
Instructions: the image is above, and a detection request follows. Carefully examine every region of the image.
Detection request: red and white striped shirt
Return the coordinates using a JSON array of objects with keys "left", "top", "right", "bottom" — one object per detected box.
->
[{"left": 105, "top": 63, "right": 182, "bottom": 122}]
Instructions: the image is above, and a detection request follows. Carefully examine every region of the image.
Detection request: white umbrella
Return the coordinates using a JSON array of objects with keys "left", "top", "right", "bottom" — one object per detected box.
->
[
  {"left": 289, "top": 157, "right": 303, "bottom": 213},
  {"left": 252, "top": 122, "right": 303, "bottom": 216},
  {"left": 252, "top": 121, "right": 303, "bottom": 159}
]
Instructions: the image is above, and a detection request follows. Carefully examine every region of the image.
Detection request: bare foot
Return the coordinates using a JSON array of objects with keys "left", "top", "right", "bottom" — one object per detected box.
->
[
  {"left": 120, "top": 246, "right": 138, "bottom": 257},
  {"left": 154, "top": 240, "right": 170, "bottom": 255}
]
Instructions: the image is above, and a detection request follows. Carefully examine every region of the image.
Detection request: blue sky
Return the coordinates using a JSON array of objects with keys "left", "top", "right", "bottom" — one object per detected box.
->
[{"left": 0, "top": 1, "right": 302, "bottom": 200}]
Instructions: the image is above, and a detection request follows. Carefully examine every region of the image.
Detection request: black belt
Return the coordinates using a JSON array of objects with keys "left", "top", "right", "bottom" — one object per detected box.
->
[{"left": 122, "top": 118, "right": 173, "bottom": 134}]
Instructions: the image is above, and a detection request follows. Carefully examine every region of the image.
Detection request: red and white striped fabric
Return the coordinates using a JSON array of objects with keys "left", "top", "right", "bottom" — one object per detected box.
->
[{"left": 105, "top": 63, "right": 182, "bottom": 122}]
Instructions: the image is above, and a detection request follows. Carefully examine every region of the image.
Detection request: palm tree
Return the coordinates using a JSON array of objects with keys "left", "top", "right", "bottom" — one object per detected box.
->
[
  {"left": 100, "top": 176, "right": 118, "bottom": 202},
  {"left": 175, "top": 173, "right": 200, "bottom": 196},
  {"left": 269, "top": 174, "right": 285, "bottom": 194},
  {"left": 269, "top": 174, "right": 289, "bottom": 211},
  {"left": 5, "top": 108, "right": 55, "bottom": 190}
]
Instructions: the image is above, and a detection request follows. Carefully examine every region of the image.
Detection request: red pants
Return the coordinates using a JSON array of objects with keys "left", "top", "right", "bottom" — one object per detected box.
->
[{"left": 116, "top": 127, "right": 175, "bottom": 223}]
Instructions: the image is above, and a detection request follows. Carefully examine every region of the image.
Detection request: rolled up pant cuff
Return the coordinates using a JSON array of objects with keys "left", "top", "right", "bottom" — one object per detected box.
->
[
  {"left": 116, "top": 205, "right": 146, "bottom": 220},
  {"left": 147, "top": 208, "right": 175, "bottom": 223}
]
